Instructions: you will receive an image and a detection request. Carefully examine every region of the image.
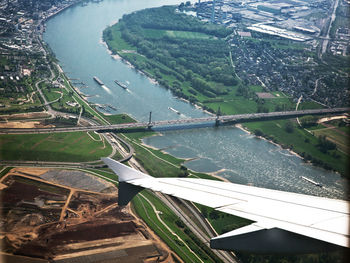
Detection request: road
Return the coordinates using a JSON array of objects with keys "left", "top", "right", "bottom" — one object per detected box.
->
[
  {"left": 321, "top": 0, "right": 339, "bottom": 54},
  {"left": 1, "top": 107, "right": 348, "bottom": 134}
]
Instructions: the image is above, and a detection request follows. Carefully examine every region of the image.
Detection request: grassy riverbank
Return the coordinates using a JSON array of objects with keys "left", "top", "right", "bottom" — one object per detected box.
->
[{"left": 243, "top": 118, "right": 349, "bottom": 176}]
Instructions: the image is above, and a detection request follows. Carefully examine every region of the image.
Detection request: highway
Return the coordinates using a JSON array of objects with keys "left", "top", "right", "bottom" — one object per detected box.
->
[
  {"left": 1, "top": 107, "right": 348, "bottom": 134},
  {"left": 321, "top": 0, "right": 339, "bottom": 54}
]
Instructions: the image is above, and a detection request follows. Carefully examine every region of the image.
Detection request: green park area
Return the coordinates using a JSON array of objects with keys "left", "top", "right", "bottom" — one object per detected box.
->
[
  {"left": 102, "top": 113, "right": 136, "bottom": 124},
  {"left": 0, "top": 132, "right": 112, "bottom": 162}
]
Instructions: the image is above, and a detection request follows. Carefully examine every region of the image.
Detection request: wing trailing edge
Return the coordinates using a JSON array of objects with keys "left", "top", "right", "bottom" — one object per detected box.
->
[{"left": 211, "top": 225, "right": 341, "bottom": 253}]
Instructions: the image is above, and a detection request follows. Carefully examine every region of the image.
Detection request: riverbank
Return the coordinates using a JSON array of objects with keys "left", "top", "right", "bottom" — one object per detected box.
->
[{"left": 42, "top": 0, "right": 83, "bottom": 23}]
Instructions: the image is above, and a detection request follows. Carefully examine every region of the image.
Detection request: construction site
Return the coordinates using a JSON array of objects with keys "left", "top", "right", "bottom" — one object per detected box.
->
[{"left": 0, "top": 167, "right": 175, "bottom": 263}]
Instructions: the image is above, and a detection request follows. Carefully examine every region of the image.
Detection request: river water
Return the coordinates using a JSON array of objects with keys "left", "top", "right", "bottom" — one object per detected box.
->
[{"left": 43, "top": 0, "right": 348, "bottom": 199}]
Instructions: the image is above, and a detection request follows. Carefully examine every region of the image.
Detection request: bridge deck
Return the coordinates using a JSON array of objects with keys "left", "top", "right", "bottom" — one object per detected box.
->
[{"left": 0, "top": 108, "right": 348, "bottom": 134}]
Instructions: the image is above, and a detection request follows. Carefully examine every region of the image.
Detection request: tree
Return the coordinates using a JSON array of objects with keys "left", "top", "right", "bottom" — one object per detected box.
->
[
  {"left": 285, "top": 121, "right": 294, "bottom": 133},
  {"left": 185, "top": 70, "right": 193, "bottom": 81},
  {"left": 254, "top": 129, "right": 264, "bottom": 137},
  {"left": 317, "top": 135, "right": 336, "bottom": 153},
  {"left": 300, "top": 116, "right": 318, "bottom": 128}
]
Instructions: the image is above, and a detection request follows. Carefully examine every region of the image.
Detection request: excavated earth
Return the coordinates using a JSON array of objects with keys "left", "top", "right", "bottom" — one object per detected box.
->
[{"left": 0, "top": 168, "right": 175, "bottom": 263}]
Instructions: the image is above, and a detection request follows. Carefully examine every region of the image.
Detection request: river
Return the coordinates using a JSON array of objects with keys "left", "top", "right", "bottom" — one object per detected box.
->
[{"left": 43, "top": 0, "right": 348, "bottom": 199}]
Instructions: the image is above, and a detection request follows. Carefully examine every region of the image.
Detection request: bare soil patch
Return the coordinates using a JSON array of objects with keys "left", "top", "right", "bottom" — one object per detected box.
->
[
  {"left": 0, "top": 168, "right": 172, "bottom": 262},
  {"left": 0, "top": 112, "right": 50, "bottom": 121},
  {"left": 0, "top": 121, "right": 54, "bottom": 129},
  {"left": 256, "top": 92, "right": 276, "bottom": 99}
]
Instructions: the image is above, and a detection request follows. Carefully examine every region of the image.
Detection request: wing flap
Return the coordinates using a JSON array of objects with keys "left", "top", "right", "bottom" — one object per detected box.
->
[{"left": 210, "top": 225, "right": 342, "bottom": 253}]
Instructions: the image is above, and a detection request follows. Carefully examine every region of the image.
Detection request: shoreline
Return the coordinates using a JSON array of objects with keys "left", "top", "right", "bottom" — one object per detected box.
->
[
  {"left": 42, "top": 1, "right": 82, "bottom": 23},
  {"left": 140, "top": 138, "right": 230, "bottom": 182},
  {"left": 235, "top": 123, "right": 303, "bottom": 160}
]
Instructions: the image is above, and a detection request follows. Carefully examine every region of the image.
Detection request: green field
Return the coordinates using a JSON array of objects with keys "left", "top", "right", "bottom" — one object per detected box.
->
[
  {"left": 312, "top": 126, "right": 349, "bottom": 155},
  {"left": 104, "top": 23, "right": 137, "bottom": 53},
  {"left": 101, "top": 113, "right": 136, "bottom": 124},
  {"left": 0, "top": 132, "right": 113, "bottom": 162},
  {"left": 41, "top": 84, "right": 62, "bottom": 102},
  {"left": 244, "top": 119, "right": 349, "bottom": 176},
  {"left": 142, "top": 28, "right": 214, "bottom": 39},
  {"left": 82, "top": 168, "right": 119, "bottom": 184}
]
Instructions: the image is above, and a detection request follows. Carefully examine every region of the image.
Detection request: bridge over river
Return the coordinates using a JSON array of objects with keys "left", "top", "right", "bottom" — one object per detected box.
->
[{"left": 0, "top": 108, "right": 348, "bottom": 134}]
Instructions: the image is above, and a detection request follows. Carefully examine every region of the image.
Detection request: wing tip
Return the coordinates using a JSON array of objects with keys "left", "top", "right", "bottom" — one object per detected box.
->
[{"left": 102, "top": 157, "right": 152, "bottom": 182}]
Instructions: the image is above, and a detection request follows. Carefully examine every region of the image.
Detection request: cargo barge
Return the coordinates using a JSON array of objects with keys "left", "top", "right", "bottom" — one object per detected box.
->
[
  {"left": 114, "top": 80, "right": 127, "bottom": 89},
  {"left": 93, "top": 76, "right": 104, "bottom": 86}
]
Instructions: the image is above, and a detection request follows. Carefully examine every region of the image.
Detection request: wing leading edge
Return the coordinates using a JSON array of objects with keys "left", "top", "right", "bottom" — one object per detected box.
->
[{"left": 102, "top": 158, "right": 349, "bottom": 253}]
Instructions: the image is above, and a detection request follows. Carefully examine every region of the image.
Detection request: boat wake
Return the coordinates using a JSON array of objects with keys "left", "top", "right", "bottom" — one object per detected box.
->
[{"left": 102, "top": 85, "right": 112, "bottom": 94}]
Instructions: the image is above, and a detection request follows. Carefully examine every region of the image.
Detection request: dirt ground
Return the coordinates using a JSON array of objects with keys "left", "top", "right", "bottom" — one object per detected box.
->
[
  {"left": 0, "top": 121, "right": 54, "bottom": 129},
  {"left": 0, "top": 168, "right": 176, "bottom": 263},
  {"left": 0, "top": 112, "right": 50, "bottom": 120},
  {"left": 0, "top": 112, "right": 54, "bottom": 128}
]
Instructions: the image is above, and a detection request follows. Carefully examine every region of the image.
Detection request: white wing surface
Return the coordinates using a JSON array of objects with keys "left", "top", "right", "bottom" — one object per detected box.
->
[{"left": 102, "top": 158, "right": 349, "bottom": 253}]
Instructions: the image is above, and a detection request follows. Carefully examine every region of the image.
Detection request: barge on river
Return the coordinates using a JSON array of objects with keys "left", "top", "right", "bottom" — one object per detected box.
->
[
  {"left": 93, "top": 76, "right": 104, "bottom": 86},
  {"left": 114, "top": 80, "right": 127, "bottom": 89}
]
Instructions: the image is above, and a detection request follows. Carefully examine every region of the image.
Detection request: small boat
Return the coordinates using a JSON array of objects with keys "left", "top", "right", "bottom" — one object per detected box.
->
[
  {"left": 300, "top": 176, "right": 323, "bottom": 188},
  {"left": 168, "top": 107, "right": 181, "bottom": 115},
  {"left": 114, "top": 80, "right": 127, "bottom": 89}
]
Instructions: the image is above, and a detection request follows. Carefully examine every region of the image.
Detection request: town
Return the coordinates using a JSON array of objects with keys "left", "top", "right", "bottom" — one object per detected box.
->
[{"left": 182, "top": 0, "right": 350, "bottom": 107}]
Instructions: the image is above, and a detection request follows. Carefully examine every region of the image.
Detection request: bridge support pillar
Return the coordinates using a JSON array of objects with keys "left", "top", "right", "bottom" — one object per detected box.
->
[
  {"left": 148, "top": 111, "right": 153, "bottom": 129},
  {"left": 215, "top": 107, "right": 221, "bottom": 126}
]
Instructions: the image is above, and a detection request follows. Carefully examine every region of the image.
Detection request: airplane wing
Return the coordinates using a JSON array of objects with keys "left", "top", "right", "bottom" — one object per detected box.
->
[{"left": 102, "top": 158, "right": 349, "bottom": 253}]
